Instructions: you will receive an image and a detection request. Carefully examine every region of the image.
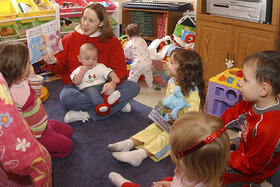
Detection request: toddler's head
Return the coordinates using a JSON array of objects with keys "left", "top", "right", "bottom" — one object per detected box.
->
[
  {"left": 78, "top": 43, "right": 98, "bottom": 69},
  {"left": 125, "top": 24, "right": 140, "bottom": 39},
  {"left": 241, "top": 51, "right": 280, "bottom": 100},
  {"left": 0, "top": 42, "right": 30, "bottom": 87},
  {"left": 170, "top": 112, "right": 230, "bottom": 187},
  {"left": 169, "top": 49, "right": 205, "bottom": 110}
]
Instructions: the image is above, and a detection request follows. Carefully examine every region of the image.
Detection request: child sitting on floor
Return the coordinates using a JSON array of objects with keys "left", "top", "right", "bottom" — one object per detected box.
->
[
  {"left": 0, "top": 42, "right": 73, "bottom": 158},
  {"left": 69, "top": 43, "right": 121, "bottom": 117},
  {"left": 109, "top": 112, "right": 230, "bottom": 187},
  {"left": 108, "top": 49, "right": 205, "bottom": 166},
  {"left": 124, "top": 23, "right": 153, "bottom": 87},
  {"left": 221, "top": 51, "right": 280, "bottom": 186}
]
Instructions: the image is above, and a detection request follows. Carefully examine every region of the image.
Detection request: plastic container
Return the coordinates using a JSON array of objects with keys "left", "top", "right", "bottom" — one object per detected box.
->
[
  {"left": 12, "top": 0, "right": 39, "bottom": 23},
  {"left": 60, "top": 17, "right": 80, "bottom": 32},
  {"left": 0, "top": 0, "right": 17, "bottom": 26},
  {"left": 36, "top": 0, "right": 56, "bottom": 21},
  {"left": 53, "top": 0, "right": 87, "bottom": 18},
  {"left": 0, "top": 24, "right": 19, "bottom": 42},
  {"left": 108, "top": 15, "right": 117, "bottom": 27},
  {"left": 16, "top": 21, "right": 34, "bottom": 38},
  {"left": 84, "top": 0, "right": 116, "bottom": 14}
]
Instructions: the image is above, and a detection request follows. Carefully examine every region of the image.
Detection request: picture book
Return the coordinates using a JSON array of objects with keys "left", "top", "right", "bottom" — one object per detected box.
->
[
  {"left": 148, "top": 101, "right": 172, "bottom": 133},
  {"left": 26, "top": 20, "right": 63, "bottom": 64}
]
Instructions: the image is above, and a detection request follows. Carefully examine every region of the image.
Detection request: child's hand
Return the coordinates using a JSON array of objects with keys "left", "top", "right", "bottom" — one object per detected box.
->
[
  {"left": 101, "top": 82, "right": 116, "bottom": 95},
  {"left": 80, "top": 65, "right": 90, "bottom": 72}
]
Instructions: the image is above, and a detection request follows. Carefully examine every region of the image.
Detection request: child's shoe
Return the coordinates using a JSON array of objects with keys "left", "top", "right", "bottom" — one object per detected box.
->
[
  {"left": 95, "top": 103, "right": 111, "bottom": 116},
  {"left": 121, "top": 103, "right": 131, "bottom": 113},
  {"left": 64, "top": 110, "right": 90, "bottom": 123},
  {"left": 107, "top": 90, "right": 121, "bottom": 105}
]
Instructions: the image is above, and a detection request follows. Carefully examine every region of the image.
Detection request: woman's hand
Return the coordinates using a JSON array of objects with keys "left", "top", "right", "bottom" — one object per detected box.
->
[
  {"left": 43, "top": 51, "right": 57, "bottom": 65},
  {"left": 101, "top": 81, "right": 116, "bottom": 95},
  {"left": 152, "top": 181, "right": 172, "bottom": 187}
]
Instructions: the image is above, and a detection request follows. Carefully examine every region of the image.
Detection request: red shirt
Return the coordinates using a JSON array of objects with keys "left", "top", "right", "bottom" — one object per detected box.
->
[{"left": 49, "top": 30, "right": 127, "bottom": 85}]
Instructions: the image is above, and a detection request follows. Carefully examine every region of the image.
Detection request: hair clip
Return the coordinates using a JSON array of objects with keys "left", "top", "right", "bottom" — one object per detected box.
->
[{"left": 175, "top": 127, "right": 226, "bottom": 159}]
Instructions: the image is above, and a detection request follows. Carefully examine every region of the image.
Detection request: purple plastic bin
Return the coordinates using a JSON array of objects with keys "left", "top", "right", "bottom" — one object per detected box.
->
[{"left": 206, "top": 81, "right": 242, "bottom": 117}]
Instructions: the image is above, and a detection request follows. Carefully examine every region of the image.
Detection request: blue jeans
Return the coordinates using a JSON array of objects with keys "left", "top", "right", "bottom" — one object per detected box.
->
[
  {"left": 82, "top": 85, "right": 105, "bottom": 107},
  {"left": 59, "top": 80, "right": 140, "bottom": 121}
]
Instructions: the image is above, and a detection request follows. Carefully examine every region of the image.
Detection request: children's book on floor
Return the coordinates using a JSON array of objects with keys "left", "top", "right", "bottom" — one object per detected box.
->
[
  {"left": 148, "top": 101, "right": 172, "bottom": 133},
  {"left": 26, "top": 20, "right": 63, "bottom": 64}
]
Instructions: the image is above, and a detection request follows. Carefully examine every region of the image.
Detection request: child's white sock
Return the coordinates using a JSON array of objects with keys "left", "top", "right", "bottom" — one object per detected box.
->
[
  {"left": 107, "top": 139, "right": 134, "bottom": 152},
  {"left": 108, "top": 172, "right": 131, "bottom": 187},
  {"left": 112, "top": 149, "right": 147, "bottom": 167},
  {"left": 107, "top": 91, "right": 121, "bottom": 105}
]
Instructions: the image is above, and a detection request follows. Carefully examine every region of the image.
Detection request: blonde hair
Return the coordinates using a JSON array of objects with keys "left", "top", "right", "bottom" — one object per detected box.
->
[
  {"left": 170, "top": 112, "right": 230, "bottom": 187},
  {"left": 79, "top": 43, "right": 97, "bottom": 54}
]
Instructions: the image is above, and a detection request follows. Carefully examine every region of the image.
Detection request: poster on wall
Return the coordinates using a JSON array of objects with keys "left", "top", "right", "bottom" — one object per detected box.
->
[{"left": 26, "top": 20, "right": 63, "bottom": 64}]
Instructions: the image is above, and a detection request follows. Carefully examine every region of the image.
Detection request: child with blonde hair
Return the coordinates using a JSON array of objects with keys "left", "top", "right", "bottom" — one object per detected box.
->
[
  {"left": 108, "top": 49, "right": 205, "bottom": 166},
  {"left": 222, "top": 51, "right": 280, "bottom": 185},
  {"left": 109, "top": 111, "right": 230, "bottom": 187},
  {"left": 124, "top": 23, "right": 153, "bottom": 87},
  {"left": 0, "top": 42, "right": 73, "bottom": 158}
]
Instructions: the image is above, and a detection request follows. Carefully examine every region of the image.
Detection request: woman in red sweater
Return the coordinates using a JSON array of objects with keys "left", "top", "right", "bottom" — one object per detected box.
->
[{"left": 44, "top": 3, "right": 140, "bottom": 123}]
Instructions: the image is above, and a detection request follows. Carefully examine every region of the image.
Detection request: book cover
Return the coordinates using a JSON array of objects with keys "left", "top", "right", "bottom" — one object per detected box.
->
[
  {"left": 148, "top": 101, "right": 172, "bottom": 133},
  {"left": 26, "top": 20, "right": 63, "bottom": 64}
]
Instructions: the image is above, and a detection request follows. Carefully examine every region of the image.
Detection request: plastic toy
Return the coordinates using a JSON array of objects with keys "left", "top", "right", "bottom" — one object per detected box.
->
[
  {"left": 162, "top": 86, "right": 190, "bottom": 122},
  {"left": 148, "top": 35, "right": 176, "bottom": 60}
]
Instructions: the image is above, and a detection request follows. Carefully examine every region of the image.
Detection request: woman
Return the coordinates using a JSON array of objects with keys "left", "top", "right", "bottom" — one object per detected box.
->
[{"left": 44, "top": 3, "right": 140, "bottom": 123}]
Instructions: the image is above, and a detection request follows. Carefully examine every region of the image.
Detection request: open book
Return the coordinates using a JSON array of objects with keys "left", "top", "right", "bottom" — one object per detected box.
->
[
  {"left": 26, "top": 20, "right": 63, "bottom": 64},
  {"left": 148, "top": 101, "right": 172, "bottom": 133}
]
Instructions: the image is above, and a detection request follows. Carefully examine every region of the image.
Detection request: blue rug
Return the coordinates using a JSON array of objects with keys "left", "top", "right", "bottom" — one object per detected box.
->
[{"left": 43, "top": 80, "right": 174, "bottom": 186}]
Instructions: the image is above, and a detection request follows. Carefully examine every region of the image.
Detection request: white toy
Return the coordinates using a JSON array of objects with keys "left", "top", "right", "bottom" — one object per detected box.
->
[{"left": 148, "top": 36, "right": 175, "bottom": 60}]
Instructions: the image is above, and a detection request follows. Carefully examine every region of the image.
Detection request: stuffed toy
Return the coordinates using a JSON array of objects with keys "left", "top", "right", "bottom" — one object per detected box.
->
[{"left": 162, "top": 86, "right": 190, "bottom": 122}]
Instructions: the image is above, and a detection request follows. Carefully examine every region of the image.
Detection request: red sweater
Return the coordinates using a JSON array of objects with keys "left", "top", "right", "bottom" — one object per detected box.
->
[
  {"left": 49, "top": 30, "right": 127, "bottom": 85},
  {"left": 221, "top": 99, "right": 280, "bottom": 183}
]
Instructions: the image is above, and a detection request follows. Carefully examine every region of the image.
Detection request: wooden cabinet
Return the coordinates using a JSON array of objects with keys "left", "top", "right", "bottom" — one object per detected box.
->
[
  {"left": 122, "top": 7, "right": 183, "bottom": 41},
  {"left": 195, "top": 0, "right": 280, "bottom": 84}
]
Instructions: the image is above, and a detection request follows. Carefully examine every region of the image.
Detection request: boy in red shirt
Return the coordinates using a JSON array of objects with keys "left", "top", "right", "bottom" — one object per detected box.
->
[{"left": 221, "top": 51, "right": 280, "bottom": 186}]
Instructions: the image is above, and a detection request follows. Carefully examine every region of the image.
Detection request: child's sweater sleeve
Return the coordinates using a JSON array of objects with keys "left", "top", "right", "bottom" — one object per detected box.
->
[{"left": 28, "top": 74, "right": 44, "bottom": 96}]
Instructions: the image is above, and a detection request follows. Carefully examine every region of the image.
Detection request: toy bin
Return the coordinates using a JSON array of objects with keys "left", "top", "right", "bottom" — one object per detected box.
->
[
  {"left": 36, "top": 0, "right": 56, "bottom": 21},
  {"left": 60, "top": 17, "right": 80, "bottom": 32},
  {"left": 205, "top": 68, "right": 243, "bottom": 117},
  {"left": 52, "top": 0, "right": 88, "bottom": 18},
  {"left": 0, "top": 24, "right": 19, "bottom": 42},
  {"left": 84, "top": 0, "right": 116, "bottom": 14},
  {"left": 0, "top": 0, "right": 17, "bottom": 26},
  {"left": 16, "top": 21, "right": 34, "bottom": 38},
  {"left": 12, "top": 0, "right": 39, "bottom": 23}
]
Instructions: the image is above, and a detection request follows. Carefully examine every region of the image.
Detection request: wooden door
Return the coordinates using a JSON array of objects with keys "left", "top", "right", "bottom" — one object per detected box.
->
[
  {"left": 233, "top": 26, "right": 276, "bottom": 68},
  {"left": 195, "top": 20, "right": 233, "bottom": 84}
]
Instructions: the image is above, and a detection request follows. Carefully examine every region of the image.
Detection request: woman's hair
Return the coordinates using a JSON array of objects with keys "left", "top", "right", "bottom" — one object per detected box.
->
[
  {"left": 244, "top": 50, "right": 280, "bottom": 96},
  {"left": 0, "top": 42, "right": 29, "bottom": 87},
  {"left": 170, "top": 49, "right": 206, "bottom": 110},
  {"left": 125, "top": 24, "right": 140, "bottom": 37},
  {"left": 170, "top": 112, "right": 230, "bottom": 187},
  {"left": 82, "top": 3, "right": 114, "bottom": 41}
]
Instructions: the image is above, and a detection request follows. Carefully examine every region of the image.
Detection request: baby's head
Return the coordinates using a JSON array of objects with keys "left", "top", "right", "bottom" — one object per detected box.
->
[
  {"left": 78, "top": 43, "right": 98, "bottom": 68},
  {"left": 0, "top": 42, "right": 30, "bottom": 87},
  {"left": 125, "top": 24, "right": 140, "bottom": 39},
  {"left": 242, "top": 51, "right": 280, "bottom": 98},
  {"left": 170, "top": 112, "right": 230, "bottom": 186}
]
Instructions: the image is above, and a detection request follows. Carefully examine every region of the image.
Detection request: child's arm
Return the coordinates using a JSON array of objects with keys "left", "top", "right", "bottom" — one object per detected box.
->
[
  {"left": 109, "top": 71, "right": 120, "bottom": 85},
  {"left": 72, "top": 66, "right": 89, "bottom": 85},
  {"left": 124, "top": 42, "right": 133, "bottom": 59},
  {"left": 27, "top": 65, "right": 43, "bottom": 96}
]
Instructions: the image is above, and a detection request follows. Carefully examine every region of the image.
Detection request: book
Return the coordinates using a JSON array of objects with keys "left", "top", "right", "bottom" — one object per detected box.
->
[
  {"left": 148, "top": 101, "right": 172, "bottom": 133},
  {"left": 26, "top": 20, "right": 63, "bottom": 64}
]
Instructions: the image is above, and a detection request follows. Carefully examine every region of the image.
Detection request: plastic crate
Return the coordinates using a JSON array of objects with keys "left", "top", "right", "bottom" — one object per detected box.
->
[
  {"left": 16, "top": 21, "right": 34, "bottom": 38},
  {"left": 60, "top": 17, "right": 80, "bottom": 32},
  {"left": 84, "top": 0, "right": 116, "bottom": 14},
  {"left": 12, "top": 0, "right": 39, "bottom": 23},
  {"left": 206, "top": 81, "right": 242, "bottom": 117},
  {"left": 0, "top": 24, "right": 19, "bottom": 42},
  {"left": 131, "top": 11, "right": 153, "bottom": 36},
  {"left": 0, "top": 0, "right": 17, "bottom": 26},
  {"left": 53, "top": 0, "right": 87, "bottom": 18},
  {"left": 36, "top": 0, "right": 56, "bottom": 21},
  {"left": 108, "top": 15, "right": 117, "bottom": 27}
]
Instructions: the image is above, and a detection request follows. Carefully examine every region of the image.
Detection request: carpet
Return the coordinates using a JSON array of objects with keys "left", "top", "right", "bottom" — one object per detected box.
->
[{"left": 43, "top": 80, "right": 174, "bottom": 186}]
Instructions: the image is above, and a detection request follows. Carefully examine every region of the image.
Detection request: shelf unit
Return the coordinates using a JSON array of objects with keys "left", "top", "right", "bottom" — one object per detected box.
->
[
  {"left": 122, "top": 7, "right": 183, "bottom": 41},
  {"left": 0, "top": 1, "right": 120, "bottom": 44},
  {"left": 195, "top": 0, "right": 280, "bottom": 84}
]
